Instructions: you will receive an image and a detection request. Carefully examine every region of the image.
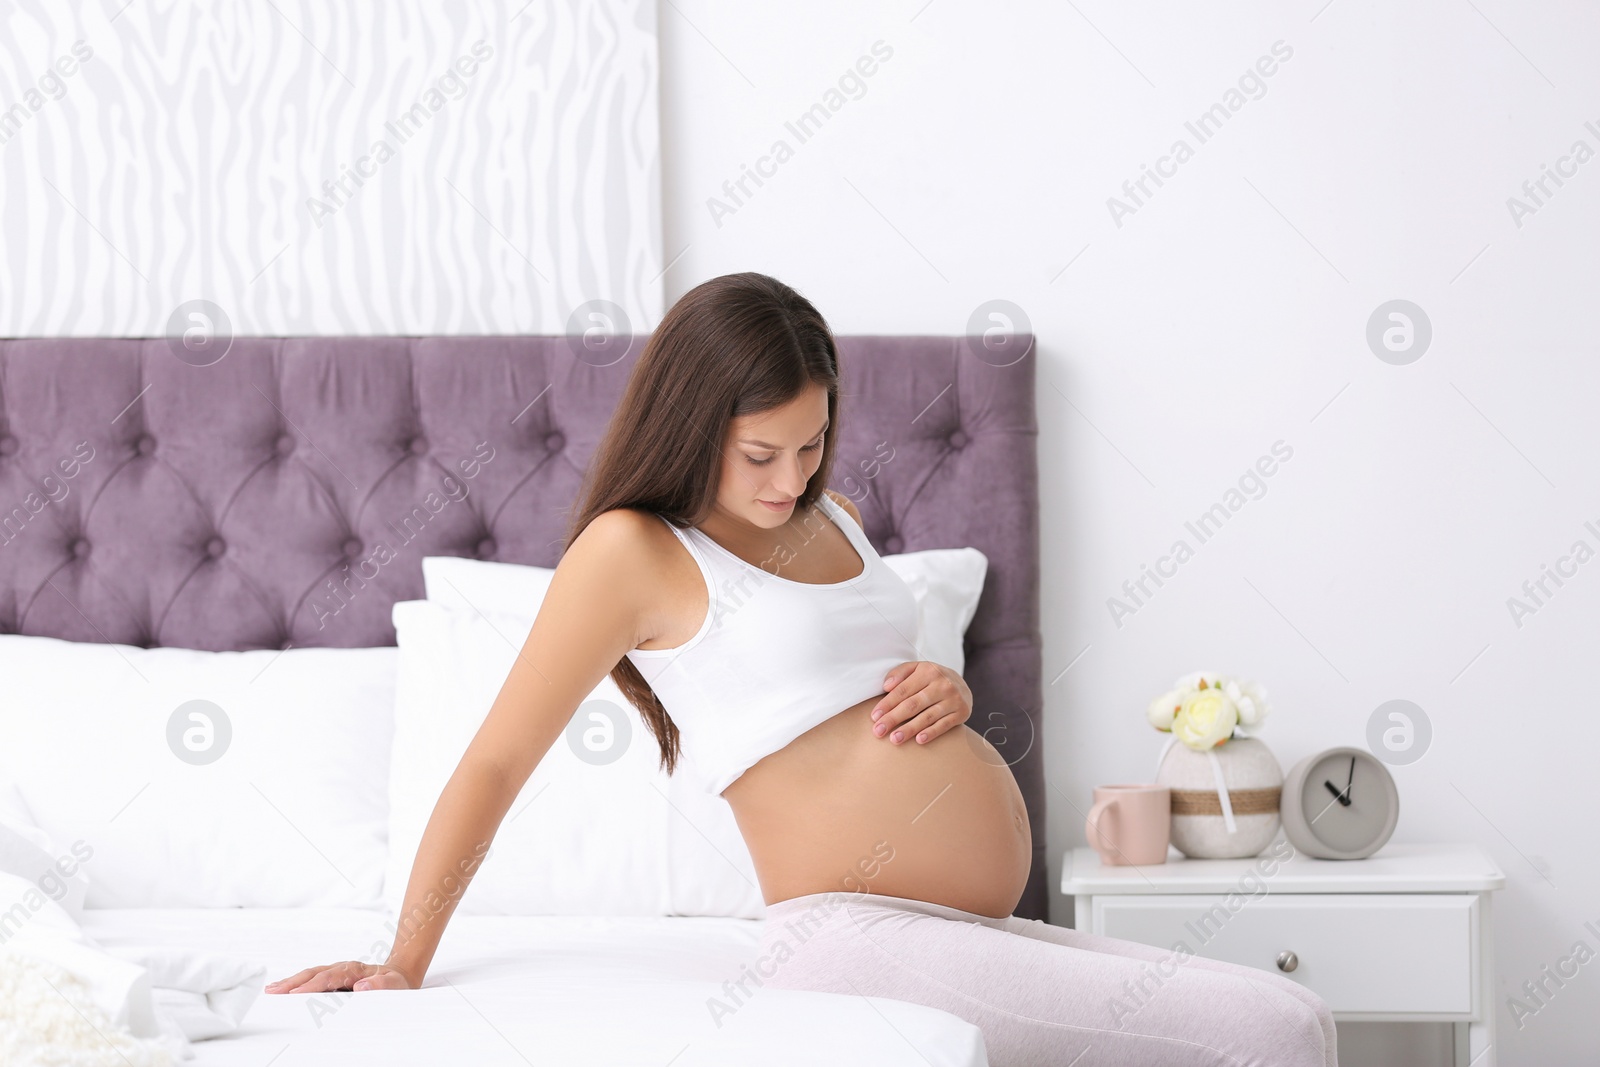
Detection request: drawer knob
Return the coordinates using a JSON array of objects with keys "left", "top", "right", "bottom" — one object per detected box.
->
[{"left": 1276, "top": 951, "right": 1299, "bottom": 973}]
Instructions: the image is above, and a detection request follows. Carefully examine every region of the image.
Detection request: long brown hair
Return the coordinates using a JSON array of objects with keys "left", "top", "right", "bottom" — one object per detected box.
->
[{"left": 563, "top": 272, "right": 842, "bottom": 774}]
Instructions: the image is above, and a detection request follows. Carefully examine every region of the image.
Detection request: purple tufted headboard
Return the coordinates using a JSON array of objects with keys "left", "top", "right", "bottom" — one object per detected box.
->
[{"left": 0, "top": 335, "right": 1045, "bottom": 918}]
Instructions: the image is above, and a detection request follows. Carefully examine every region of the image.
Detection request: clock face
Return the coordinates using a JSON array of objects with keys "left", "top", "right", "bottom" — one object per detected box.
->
[{"left": 1285, "top": 746, "right": 1399, "bottom": 859}]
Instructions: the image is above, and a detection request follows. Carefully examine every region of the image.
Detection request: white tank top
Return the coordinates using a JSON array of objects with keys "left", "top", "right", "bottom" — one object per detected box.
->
[{"left": 624, "top": 493, "right": 921, "bottom": 795}]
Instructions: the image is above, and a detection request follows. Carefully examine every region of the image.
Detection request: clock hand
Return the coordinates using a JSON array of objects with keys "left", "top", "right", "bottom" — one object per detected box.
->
[
  {"left": 1310, "top": 790, "right": 1343, "bottom": 825},
  {"left": 1323, "top": 780, "right": 1352, "bottom": 806},
  {"left": 1344, "top": 756, "right": 1355, "bottom": 801}
]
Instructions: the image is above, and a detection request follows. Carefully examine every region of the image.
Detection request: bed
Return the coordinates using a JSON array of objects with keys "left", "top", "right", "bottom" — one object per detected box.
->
[
  {"left": 0, "top": 333, "right": 1041, "bottom": 1064},
  {"left": 79, "top": 908, "right": 989, "bottom": 1065}
]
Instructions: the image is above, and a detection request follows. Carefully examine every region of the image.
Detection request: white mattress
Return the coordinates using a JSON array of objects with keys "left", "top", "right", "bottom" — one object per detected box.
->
[{"left": 79, "top": 907, "right": 989, "bottom": 1066}]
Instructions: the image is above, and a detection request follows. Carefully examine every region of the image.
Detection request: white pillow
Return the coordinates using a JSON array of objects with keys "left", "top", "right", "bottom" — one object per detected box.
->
[
  {"left": 423, "top": 546, "right": 989, "bottom": 672},
  {"left": 422, "top": 554, "right": 551, "bottom": 617},
  {"left": 882, "top": 548, "right": 988, "bottom": 674},
  {"left": 0, "top": 815, "right": 91, "bottom": 918},
  {"left": 0, "top": 635, "right": 396, "bottom": 908},
  {"left": 387, "top": 599, "right": 715, "bottom": 916}
]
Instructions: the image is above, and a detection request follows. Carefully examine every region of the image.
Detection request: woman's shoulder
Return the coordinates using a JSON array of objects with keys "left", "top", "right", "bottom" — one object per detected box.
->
[
  {"left": 580, "top": 508, "right": 701, "bottom": 649},
  {"left": 822, "top": 488, "right": 862, "bottom": 528},
  {"left": 580, "top": 506, "right": 696, "bottom": 572},
  {"left": 582, "top": 506, "right": 671, "bottom": 550},
  {"left": 558, "top": 508, "right": 686, "bottom": 609}
]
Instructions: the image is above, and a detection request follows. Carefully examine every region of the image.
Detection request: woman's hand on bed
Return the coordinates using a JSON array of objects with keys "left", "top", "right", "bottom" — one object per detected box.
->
[
  {"left": 265, "top": 961, "right": 415, "bottom": 994},
  {"left": 870, "top": 661, "right": 972, "bottom": 745}
]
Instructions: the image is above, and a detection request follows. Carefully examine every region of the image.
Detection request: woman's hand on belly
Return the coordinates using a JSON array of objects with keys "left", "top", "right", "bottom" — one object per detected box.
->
[{"left": 870, "top": 660, "right": 972, "bottom": 745}]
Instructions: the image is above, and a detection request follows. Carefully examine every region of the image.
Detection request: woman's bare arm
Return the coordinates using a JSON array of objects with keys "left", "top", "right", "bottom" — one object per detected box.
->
[{"left": 267, "top": 509, "right": 658, "bottom": 993}]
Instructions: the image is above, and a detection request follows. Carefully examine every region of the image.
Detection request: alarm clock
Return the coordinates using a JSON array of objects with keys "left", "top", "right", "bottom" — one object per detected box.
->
[{"left": 1279, "top": 746, "right": 1399, "bottom": 859}]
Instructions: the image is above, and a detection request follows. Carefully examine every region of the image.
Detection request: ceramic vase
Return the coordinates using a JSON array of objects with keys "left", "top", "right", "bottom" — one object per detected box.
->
[{"left": 1155, "top": 736, "right": 1283, "bottom": 859}]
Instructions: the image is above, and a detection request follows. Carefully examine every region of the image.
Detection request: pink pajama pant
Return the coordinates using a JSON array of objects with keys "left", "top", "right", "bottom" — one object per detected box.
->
[{"left": 756, "top": 891, "right": 1337, "bottom": 1067}]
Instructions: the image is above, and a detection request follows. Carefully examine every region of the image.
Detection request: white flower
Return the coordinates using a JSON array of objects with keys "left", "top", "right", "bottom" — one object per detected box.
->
[
  {"left": 1172, "top": 687, "right": 1239, "bottom": 751},
  {"left": 1148, "top": 671, "right": 1269, "bottom": 742},
  {"left": 1221, "top": 677, "right": 1270, "bottom": 726},
  {"left": 1175, "top": 669, "right": 1226, "bottom": 692},
  {"left": 1146, "top": 688, "right": 1185, "bottom": 732}
]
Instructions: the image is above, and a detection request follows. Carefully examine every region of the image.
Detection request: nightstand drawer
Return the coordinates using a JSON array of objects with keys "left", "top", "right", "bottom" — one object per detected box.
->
[{"left": 1091, "top": 893, "right": 1477, "bottom": 1014}]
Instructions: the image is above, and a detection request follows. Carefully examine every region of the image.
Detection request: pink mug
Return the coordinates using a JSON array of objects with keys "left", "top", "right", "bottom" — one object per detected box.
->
[{"left": 1085, "top": 784, "right": 1171, "bottom": 866}]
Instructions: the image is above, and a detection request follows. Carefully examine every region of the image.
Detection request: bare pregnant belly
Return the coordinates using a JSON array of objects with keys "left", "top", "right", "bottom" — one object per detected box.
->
[{"left": 720, "top": 694, "right": 1032, "bottom": 919}]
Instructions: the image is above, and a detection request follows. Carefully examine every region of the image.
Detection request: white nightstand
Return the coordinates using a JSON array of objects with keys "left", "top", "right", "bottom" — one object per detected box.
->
[{"left": 1061, "top": 841, "right": 1504, "bottom": 1067}]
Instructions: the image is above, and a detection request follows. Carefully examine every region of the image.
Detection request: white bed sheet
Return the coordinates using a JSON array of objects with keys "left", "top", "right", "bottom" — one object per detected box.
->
[{"left": 79, "top": 907, "right": 989, "bottom": 1067}]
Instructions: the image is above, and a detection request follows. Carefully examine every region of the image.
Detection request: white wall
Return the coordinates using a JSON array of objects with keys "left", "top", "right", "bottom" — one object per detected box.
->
[{"left": 659, "top": 2, "right": 1599, "bottom": 1065}]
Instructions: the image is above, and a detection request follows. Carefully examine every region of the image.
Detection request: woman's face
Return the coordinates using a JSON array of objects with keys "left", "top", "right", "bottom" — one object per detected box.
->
[{"left": 714, "top": 382, "right": 829, "bottom": 530}]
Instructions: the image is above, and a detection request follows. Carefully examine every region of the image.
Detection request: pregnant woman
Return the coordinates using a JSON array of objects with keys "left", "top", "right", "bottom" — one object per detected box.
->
[{"left": 267, "top": 273, "right": 1337, "bottom": 1067}]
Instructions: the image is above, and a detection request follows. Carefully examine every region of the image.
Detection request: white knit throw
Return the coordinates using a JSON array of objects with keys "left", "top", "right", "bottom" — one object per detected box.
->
[{"left": 0, "top": 948, "right": 178, "bottom": 1067}]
